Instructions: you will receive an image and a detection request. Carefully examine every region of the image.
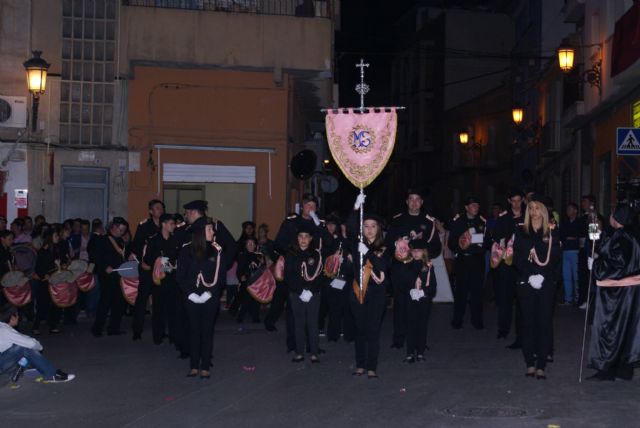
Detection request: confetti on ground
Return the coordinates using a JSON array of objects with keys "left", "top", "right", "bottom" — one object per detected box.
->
[
  {"left": 164, "top": 396, "right": 175, "bottom": 401},
  {"left": 242, "top": 366, "right": 256, "bottom": 372},
  {"left": 399, "top": 388, "right": 406, "bottom": 393},
  {"left": 10, "top": 384, "right": 20, "bottom": 390}
]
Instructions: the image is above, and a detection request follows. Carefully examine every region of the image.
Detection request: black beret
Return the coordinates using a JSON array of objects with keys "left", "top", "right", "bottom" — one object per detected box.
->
[
  {"left": 297, "top": 223, "right": 315, "bottom": 236},
  {"left": 409, "top": 238, "right": 428, "bottom": 250},
  {"left": 406, "top": 188, "right": 424, "bottom": 199},
  {"left": 507, "top": 188, "right": 524, "bottom": 199},
  {"left": 325, "top": 214, "right": 341, "bottom": 225},
  {"left": 159, "top": 213, "right": 174, "bottom": 224},
  {"left": 183, "top": 200, "right": 208, "bottom": 211},
  {"left": 112, "top": 216, "right": 128, "bottom": 227},
  {"left": 613, "top": 203, "right": 634, "bottom": 226},
  {"left": 301, "top": 193, "right": 319, "bottom": 205},
  {"left": 363, "top": 212, "right": 383, "bottom": 224},
  {"left": 465, "top": 196, "right": 480, "bottom": 205}
]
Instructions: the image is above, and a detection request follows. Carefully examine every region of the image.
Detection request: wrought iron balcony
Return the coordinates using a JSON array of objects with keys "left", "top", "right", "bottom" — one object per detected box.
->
[{"left": 123, "top": 0, "right": 333, "bottom": 19}]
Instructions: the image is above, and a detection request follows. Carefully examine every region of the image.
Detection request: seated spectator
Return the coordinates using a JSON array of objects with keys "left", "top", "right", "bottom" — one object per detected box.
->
[{"left": 0, "top": 304, "right": 75, "bottom": 383}]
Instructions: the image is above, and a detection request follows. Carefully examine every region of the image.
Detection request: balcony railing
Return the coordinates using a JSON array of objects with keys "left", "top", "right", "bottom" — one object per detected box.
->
[{"left": 123, "top": 0, "right": 332, "bottom": 18}]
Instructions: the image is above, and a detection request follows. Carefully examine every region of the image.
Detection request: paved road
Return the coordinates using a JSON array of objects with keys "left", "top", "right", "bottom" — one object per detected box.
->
[{"left": 1, "top": 302, "right": 637, "bottom": 428}]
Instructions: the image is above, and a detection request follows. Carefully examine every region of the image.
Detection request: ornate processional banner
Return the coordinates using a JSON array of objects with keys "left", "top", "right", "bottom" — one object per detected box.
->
[{"left": 325, "top": 108, "right": 398, "bottom": 189}]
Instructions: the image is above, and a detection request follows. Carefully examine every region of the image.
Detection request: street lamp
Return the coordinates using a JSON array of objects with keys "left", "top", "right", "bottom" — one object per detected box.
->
[
  {"left": 23, "top": 51, "right": 50, "bottom": 132},
  {"left": 557, "top": 47, "right": 575, "bottom": 73},
  {"left": 458, "top": 131, "right": 469, "bottom": 145},
  {"left": 512, "top": 107, "right": 524, "bottom": 125}
]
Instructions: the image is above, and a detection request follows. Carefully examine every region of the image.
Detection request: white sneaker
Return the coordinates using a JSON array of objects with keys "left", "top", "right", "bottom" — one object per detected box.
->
[
  {"left": 43, "top": 370, "right": 76, "bottom": 383},
  {"left": 579, "top": 302, "right": 588, "bottom": 310}
]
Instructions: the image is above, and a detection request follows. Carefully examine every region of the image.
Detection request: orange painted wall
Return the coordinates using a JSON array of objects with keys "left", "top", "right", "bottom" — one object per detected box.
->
[{"left": 127, "top": 66, "right": 289, "bottom": 235}]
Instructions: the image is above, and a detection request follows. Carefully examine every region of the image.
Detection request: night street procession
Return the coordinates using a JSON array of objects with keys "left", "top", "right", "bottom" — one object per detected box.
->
[{"left": 1, "top": 1, "right": 640, "bottom": 427}]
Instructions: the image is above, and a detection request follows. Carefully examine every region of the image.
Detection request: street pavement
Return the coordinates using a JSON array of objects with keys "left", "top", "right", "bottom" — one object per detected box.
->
[{"left": 1, "top": 301, "right": 638, "bottom": 428}]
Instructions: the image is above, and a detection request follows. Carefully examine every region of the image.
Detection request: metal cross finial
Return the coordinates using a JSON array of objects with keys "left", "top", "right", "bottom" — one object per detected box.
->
[{"left": 355, "top": 58, "right": 370, "bottom": 111}]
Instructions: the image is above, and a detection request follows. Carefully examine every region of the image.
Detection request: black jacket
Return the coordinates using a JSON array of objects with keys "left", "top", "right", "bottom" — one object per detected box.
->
[
  {"left": 132, "top": 218, "right": 161, "bottom": 259},
  {"left": 284, "top": 248, "right": 324, "bottom": 294},
  {"left": 386, "top": 212, "right": 442, "bottom": 259},
  {"left": 448, "top": 213, "right": 486, "bottom": 256},
  {"left": 513, "top": 226, "right": 561, "bottom": 284},
  {"left": 177, "top": 242, "right": 224, "bottom": 296}
]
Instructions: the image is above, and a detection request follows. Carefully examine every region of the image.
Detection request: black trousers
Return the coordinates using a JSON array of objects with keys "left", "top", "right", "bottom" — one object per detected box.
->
[
  {"left": 163, "top": 279, "right": 179, "bottom": 345},
  {"left": 326, "top": 281, "right": 355, "bottom": 341},
  {"left": 495, "top": 264, "right": 522, "bottom": 338},
  {"left": 350, "top": 284, "right": 386, "bottom": 372},
  {"left": 92, "top": 274, "right": 126, "bottom": 334},
  {"left": 289, "top": 292, "right": 320, "bottom": 356},
  {"left": 318, "top": 281, "right": 330, "bottom": 331},
  {"left": 452, "top": 255, "right": 485, "bottom": 328},
  {"left": 150, "top": 278, "right": 176, "bottom": 343},
  {"left": 32, "top": 280, "right": 61, "bottom": 330},
  {"left": 517, "top": 280, "right": 555, "bottom": 370},
  {"left": 237, "top": 282, "right": 260, "bottom": 323},
  {"left": 407, "top": 296, "right": 432, "bottom": 356},
  {"left": 185, "top": 293, "right": 220, "bottom": 370},
  {"left": 132, "top": 271, "right": 153, "bottom": 336},
  {"left": 174, "top": 288, "right": 190, "bottom": 355},
  {"left": 392, "top": 288, "right": 409, "bottom": 346},
  {"left": 265, "top": 281, "right": 295, "bottom": 351}
]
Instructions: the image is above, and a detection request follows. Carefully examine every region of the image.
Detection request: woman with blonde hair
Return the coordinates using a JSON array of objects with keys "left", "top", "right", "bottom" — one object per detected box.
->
[{"left": 513, "top": 194, "right": 561, "bottom": 379}]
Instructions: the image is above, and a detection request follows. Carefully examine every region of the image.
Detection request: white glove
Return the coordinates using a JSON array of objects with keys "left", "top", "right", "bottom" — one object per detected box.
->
[
  {"left": 200, "top": 291, "right": 212, "bottom": 303},
  {"left": 188, "top": 293, "right": 199, "bottom": 303},
  {"left": 358, "top": 242, "right": 369, "bottom": 256},
  {"left": 528, "top": 274, "right": 544, "bottom": 290},
  {"left": 588, "top": 257, "right": 594, "bottom": 271},
  {"left": 309, "top": 211, "right": 321, "bottom": 226},
  {"left": 410, "top": 289, "right": 425, "bottom": 301},
  {"left": 354, "top": 193, "right": 366, "bottom": 210},
  {"left": 299, "top": 290, "right": 313, "bottom": 302}
]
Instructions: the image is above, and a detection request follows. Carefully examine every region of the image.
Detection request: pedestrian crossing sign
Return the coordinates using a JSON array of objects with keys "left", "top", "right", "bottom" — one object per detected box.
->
[{"left": 617, "top": 128, "right": 640, "bottom": 156}]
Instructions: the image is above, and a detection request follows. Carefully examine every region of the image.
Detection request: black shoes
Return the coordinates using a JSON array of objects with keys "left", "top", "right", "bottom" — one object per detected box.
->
[
  {"left": 292, "top": 355, "right": 304, "bottom": 363},
  {"left": 586, "top": 371, "right": 615, "bottom": 381},
  {"left": 132, "top": 332, "right": 142, "bottom": 341},
  {"left": 403, "top": 355, "right": 416, "bottom": 364},
  {"left": 507, "top": 342, "right": 522, "bottom": 350}
]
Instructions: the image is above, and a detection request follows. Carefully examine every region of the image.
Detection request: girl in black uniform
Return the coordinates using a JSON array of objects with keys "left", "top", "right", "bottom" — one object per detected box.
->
[
  {"left": 403, "top": 239, "right": 437, "bottom": 363},
  {"left": 236, "top": 237, "right": 263, "bottom": 324},
  {"left": 347, "top": 194, "right": 391, "bottom": 379},
  {"left": 513, "top": 194, "right": 561, "bottom": 380},
  {"left": 177, "top": 218, "right": 224, "bottom": 379},
  {"left": 33, "top": 227, "right": 68, "bottom": 335},
  {"left": 284, "top": 224, "right": 323, "bottom": 363}
]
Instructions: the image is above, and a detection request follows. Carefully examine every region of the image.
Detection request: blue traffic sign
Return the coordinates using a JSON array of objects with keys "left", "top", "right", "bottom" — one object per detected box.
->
[{"left": 617, "top": 128, "right": 640, "bottom": 156}]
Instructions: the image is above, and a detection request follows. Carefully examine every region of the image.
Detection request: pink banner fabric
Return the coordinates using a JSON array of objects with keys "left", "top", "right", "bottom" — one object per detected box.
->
[
  {"left": 49, "top": 282, "right": 79, "bottom": 308},
  {"left": 3, "top": 283, "right": 31, "bottom": 307},
  {"left": 325, "top": 108, "right": 398, "bottom": 189},
  {"left": 121, "top": 277, "right": 139, "bottom": 306}
]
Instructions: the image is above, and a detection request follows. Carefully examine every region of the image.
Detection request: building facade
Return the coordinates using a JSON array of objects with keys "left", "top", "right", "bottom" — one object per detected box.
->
[{"left": 0, "top": 0, "right": 336, "bottom": 235}]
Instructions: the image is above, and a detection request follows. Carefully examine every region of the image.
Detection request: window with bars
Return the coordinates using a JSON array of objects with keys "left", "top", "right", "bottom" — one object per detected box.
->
[{"left": 60, "top": 0, "right": 117, "bottom": 146}]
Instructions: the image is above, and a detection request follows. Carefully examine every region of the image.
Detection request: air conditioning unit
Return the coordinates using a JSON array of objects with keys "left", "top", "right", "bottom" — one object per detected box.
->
[{"left": 0, "top": 96, "right": 27, "bottom": 128}]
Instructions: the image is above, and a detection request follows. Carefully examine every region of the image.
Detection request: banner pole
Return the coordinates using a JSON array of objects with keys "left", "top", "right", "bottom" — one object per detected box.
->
[{"left": 359, "top": 187, "right": 364, "bottom": 291}]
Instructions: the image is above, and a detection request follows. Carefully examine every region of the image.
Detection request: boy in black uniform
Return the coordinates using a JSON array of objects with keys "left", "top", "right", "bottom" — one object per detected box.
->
[
  {"left": 489, "top": 189, "right": 525, "bottom": 344},
  {"left": 386, "top": 189, "right": 441, "bottom": 348},
  {"left": 141, "top": 213, "right": 179, "bottom": 345},
  {"left": 91, "top": 217, "right": 132, "bottom": 337},
  {"left": 448, "top": 196, "right": 486, "bottom": 330},
  {"left": 132, "top": 200, "right": 164, "bottom": 340}
]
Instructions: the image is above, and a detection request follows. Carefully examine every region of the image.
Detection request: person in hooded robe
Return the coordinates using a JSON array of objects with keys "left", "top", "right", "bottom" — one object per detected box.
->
[{"left": 587, "top": 203, "right": 640, "bottom": 381}]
